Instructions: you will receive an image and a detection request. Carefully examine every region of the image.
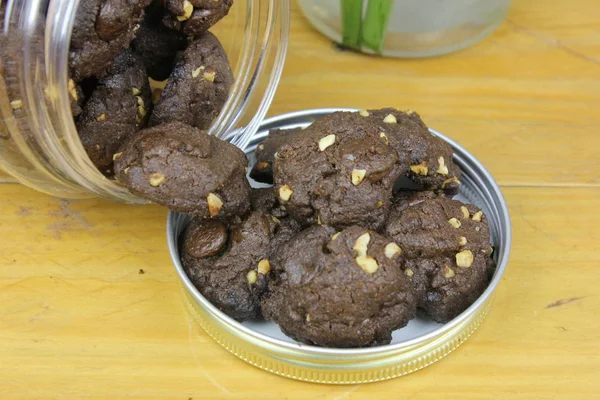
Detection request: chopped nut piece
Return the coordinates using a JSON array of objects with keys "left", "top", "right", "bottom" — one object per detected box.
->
[
  {"left": 257, "top": 144, "right": 264, "bottom": 151},
  {"left": 177, "top": 0, "right": 194, "bottom": 21},
  {"left": 112, "top": 152, "right": 122, "bottom": 161},
  {"left": 135, "top": 95, "right": 144, "bottom": 107},
  {"left": 472, "top": 211, "right": 483, "bottom": 222},
  {"left": 257, "top": 259, "right": 271, "bottom": 275},
  {"left": 351, "top": 169, "right": 367, "bottom": 185},
  {"left": 376, "top": 200, "right": 384, "bottom": 208},
  {"left": 97, "top": 113, "right": 107, "bottom": 122},
  {"left": 331, "top": 232, "right": 341, "bottom": 241},
  {"left": 149, "top": 172, "right": 166, "bottom": 187},
  {"left": 406, "top": 109, "right": 415, "bottom": 115},
  {"left": 131, "top": 87, "right": 141, "bottom": 96},
  {"left": 383, "top": 114, "right": 397, "bottom": 124},
  {"left": 359, "top": 109, "right": 370, "bottom": 117},
  {"left": 410, "top": 162, "right": 428, "bottom": 176},
  {"left": 136, "top": 104, "right": 147, "bottom": 124},
  {"left": 456, "top": 250, "right": 474, "bottom": 268},
  {"left": 405, "top": 268, "right": 414, "bottom": 277},
  {"left": 355, "top": 255, "right": 379, "bottom": 274},
  {"left": 123, "top": 167, "right": 130, "bottom": 175},
  {"left": 203, "top": 70, "right": 216, "bottom": 82},
  {"left": 436, "top": 156, "right": 449, "bottom": 175},
  {"left": 442, "top": 176, "right": 461, "bottom": 189},
  {"left": 384, "top": 243, "right": 402, "bottom": 259},
  {"left": 448, "top": 218, "right": 461, "bottom": 229},
  {"left": 460, "top": 206, "right": 470, "bottom": 219},
  {"left": 271, "top": 216, "right": 281, "bottom": 224},
  {"left": 192, "top": 65, "right": 205, "bottom": 79},
  {"left": 279, "top": 185, "right": 293, "bottom": 202},
  {"left": 475, "top": 226, "right": 481, "bottom": 232},
  {"left": 132, "top": 24, "right": 140, "bottom": 33},
  {"left": 247, "top": 270, "right": 258, "bottom": 285},
  {"left": 10, "top": 100, "right": 22, "bottom": 110},
  {"left": 207, "top": 193, "right": 223, "bottom": 217},
  {"left": 317, "top": 214, "right": 322, "bottom": 225},
  {"left": 68, "top": 79, "right": 78, "bottom": 101},
  {"left": 379, "top": 132, "right": 389, "bottom": 144},
  {"left": 443, "top": 265, "right": 456, "bottom": 278},
  {"left": 353, "top": 233, "right": 371, "bottom": 257},
  {"left": 318, "top": 134, "right": 336, "bottom": 151},
  {"left": 458, "top": 236, "right": 468, "bottom": 246},
  {"left": 256, "top": 161, "right": 270, "bottom": 170},
  {"left": 306, "top": 314, "right": 311, "bottom": 322}
]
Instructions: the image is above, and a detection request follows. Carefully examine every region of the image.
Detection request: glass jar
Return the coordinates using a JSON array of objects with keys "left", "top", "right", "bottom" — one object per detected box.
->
[
  {"left": 298, "top": 0, "right": 510, "bottom": 58},
  {"left": 0, "top": 0, "right": 290, "bottom": 201}
]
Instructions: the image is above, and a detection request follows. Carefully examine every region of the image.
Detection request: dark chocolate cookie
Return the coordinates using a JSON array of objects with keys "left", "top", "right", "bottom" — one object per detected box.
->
[
  {"left": 272, "top": 120, "right": 402, "bottom": 230},
  {"left": 249, "top": 128, "right": 303, "bottom": 184},
  {"left": 131, "top": 6, "right": 187, "bottom": 81},
  {"left": 162, "top": 0, "right": 234, "bottom": 38},
  {"left": 385, "top": 192, "right": 493, "bottom": 323},
  {"left": 306, "top": 109, "right": 462, "bottom": 195},
  {"left": 114, "top": 121, "right": 251, "bottom": 217},
  {"left": 69, "top": 0, "right": 151, "bottom": 81},
  {"left": 262, "top": 225, "right": 416, "bottom": 348},
  {"left": 77, "top": 50, "right": 152, "bottom": 175},
  {"left": 181, "top": 211, "right": 276, "bottom": 321},
  {"left": 150, "top": 32, "right": 234, "bottom": 130}
]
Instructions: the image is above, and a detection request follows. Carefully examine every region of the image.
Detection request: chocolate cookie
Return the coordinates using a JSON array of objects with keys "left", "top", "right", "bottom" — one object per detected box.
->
[
  {"left": 307, "top": 109, "right": 462, "bottom": 195},
  {"left": 69, "top": 0, "right": 151, "bottom": 81},
  {"left": 131, "top": 5, "right": 188, "bottom": 81},
  {"left": 162, "top": 0, "right": 234, "bottom": 38},
  {"left": 249, "top": 128, "right": 303, "bottom": 184},
  {"left": 150, "top": 32, "right": 234, "bottom": 130},
  {"left": 77, "top": 50, "right": 152, "bottom": 175},
  {"left": 272, "top": 121, "right": 402, "bottom": 230},
  {"left": 181, "top": 211, "right": 276, "bottom": 321},
  {"left": 114, "top": 121, "right": 251, "bottom": 218},
  {"left": 262, "top": 225, "right": 416, "bottom": 348},
  {"left": 385, "top": 192, "right": 493, "bottom": 323}
]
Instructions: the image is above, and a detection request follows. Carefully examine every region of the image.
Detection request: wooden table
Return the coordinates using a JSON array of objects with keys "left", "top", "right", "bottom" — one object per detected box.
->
[{"left": 2, "top": 0, "right": 599, "bottom": 398}]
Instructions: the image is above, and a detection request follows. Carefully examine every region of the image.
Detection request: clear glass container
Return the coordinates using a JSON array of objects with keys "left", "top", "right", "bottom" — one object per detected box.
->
[
  {"left": 0, "top": 0, "right": 290, "bottom": 201},
  {"left": 298, "top": 0, "right": 510, "bottom": 58}
]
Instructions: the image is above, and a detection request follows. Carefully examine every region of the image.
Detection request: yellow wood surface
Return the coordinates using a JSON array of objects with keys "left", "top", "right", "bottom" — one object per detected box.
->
[{"left": 1, "top": 0, "right": 600, "bottom": 398}]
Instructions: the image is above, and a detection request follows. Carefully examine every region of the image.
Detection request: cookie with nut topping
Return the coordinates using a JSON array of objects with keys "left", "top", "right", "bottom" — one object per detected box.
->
[
  {"left": 272, "top": 121, "right": 402, "bottom": 230},
  {"left": 306, "top": 109, "right": 462, "bottom": 195},
  {"left": 162, "top": 0, "right": 234, "bottom": 38},
  {"left": 181, "top": 211, "right": 276, "bottom": 321},
  {"left": 69, "top": 0, "right": 151, "bottom": 81},
  {"left": 114, "top": 121, "right": 251, "bottom": 217},
  {"left": 149, "top": 31, "right": 234, "bottom": 130},
  {"left": 77, "top": 50, "right": 152, "bottom": 175},
  {"left": 262, "top": 225, "right": 416, "bottom": 348},
  {"left": 385, "top": 192, "right": 493, "bottom": 323},
  {"left": 249, "top": 128, "right": 303, "bottom": 184}
]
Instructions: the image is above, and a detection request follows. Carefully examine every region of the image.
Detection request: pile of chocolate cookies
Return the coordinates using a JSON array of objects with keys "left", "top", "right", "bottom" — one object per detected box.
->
[
  {"left": 68, "top": 0, "right": 234, "bottom": 176},
  {"left": 149, "top": 108, "right": 496, "bottom": 348}
]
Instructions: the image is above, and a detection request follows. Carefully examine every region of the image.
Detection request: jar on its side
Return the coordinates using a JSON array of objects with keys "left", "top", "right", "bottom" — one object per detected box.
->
[
  {"left": 0, "top": 0, "right": 290, "bottom": 202},
  {"left": 298, "top": 0, "right": 510, "bottom": 58}
]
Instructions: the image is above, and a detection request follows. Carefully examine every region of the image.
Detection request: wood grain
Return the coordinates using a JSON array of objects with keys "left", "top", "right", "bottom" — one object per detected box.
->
[
  {"left": 1, "top": 0, "right": 599, "bottom": 398},
  {"left": 0, "top": 185, "right": 598, "bottom": 399}
]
